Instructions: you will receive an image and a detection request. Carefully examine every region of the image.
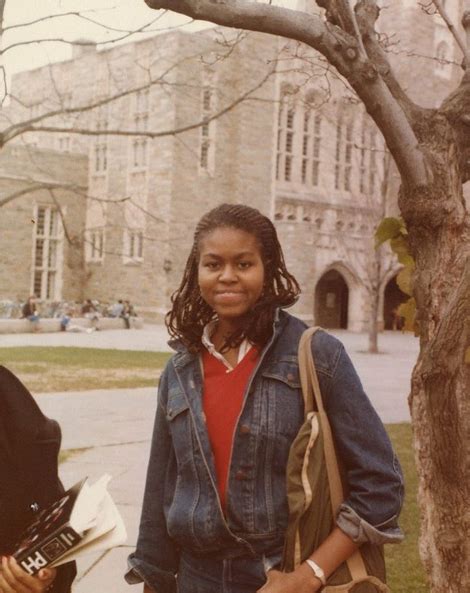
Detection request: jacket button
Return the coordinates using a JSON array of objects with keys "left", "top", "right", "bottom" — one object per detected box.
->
[
  {"left": 287, "top": 373, "right": 295, "bottom": 382},
  {"left": 235, "top": 470, "right": 247, "bottom": 480},
  {"left": 239, "top": 424, "right": 250, "bottom": 435}
]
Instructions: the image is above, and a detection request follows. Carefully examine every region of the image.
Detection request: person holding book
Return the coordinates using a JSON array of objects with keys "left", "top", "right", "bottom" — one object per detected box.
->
[
  {"left": 0, "top": 366, "right": 76, "bottom": 593},
  {"left": 126, "top": 204, "right": 404, "bottom": 593},
  {"left": 0, "top": 558, "right": 56, "bottom": 593}
]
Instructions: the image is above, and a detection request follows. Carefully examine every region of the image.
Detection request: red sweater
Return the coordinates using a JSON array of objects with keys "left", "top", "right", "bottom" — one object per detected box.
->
[{"left": 202, "top": 348, "right": 259, "bottom": 509}]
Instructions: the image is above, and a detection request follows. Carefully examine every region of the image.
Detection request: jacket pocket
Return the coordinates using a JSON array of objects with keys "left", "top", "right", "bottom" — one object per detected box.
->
[
  {"left": 166, "top": 394, "right": 193, "bottom": 467},
  {"left": 260, "top": 361, "right": 303, "bottom": 439}
]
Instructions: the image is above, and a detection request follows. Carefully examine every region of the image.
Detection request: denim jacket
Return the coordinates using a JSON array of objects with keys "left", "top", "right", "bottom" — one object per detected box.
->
[{"left": 126, "top": 311, "right": 404, "bottom": 593}]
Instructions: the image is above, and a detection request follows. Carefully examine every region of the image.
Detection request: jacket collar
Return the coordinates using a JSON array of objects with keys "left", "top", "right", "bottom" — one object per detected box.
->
[{"left": 170, "top": 308, "right": 288, "bottom": 370}]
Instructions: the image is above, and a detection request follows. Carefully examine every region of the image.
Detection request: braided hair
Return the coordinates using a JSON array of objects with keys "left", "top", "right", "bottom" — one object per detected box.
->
[{"left": 166, "top": 203, "right": 300, "bottom": 353}]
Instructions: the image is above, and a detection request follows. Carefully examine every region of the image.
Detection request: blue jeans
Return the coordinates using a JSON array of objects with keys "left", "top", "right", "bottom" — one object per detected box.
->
[{"left": 177, "top": 552, "right": 272, "bottom": 593}]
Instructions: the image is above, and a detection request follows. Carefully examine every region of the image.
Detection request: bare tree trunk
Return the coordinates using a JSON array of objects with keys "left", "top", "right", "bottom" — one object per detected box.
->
[
  {"left": 367, "top": 289, "right": 380, "bottom": 353},
  {"left": 367, "top": 246, "right": 383, "bottom": 354},
  {"left": 399, "top": 141, "right": 470, "bottom": 592}
]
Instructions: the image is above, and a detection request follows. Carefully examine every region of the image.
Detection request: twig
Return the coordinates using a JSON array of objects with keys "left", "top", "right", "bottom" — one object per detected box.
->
[{"left": 431, "top": 0, "right": 470, "bottom": 67}]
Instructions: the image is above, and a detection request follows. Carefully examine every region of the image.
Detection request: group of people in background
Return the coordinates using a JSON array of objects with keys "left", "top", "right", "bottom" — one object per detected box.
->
[{"left": 19, "top": 296, "right": 137, "bottom": 332}]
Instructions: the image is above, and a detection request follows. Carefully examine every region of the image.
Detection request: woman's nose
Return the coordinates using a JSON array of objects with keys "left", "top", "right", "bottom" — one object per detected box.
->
[{"left": 219, "top": 265, "right": 237, "bottom": 282}]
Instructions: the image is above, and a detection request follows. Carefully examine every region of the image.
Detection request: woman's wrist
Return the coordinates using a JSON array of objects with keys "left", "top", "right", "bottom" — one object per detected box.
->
[{"left": 297, "top": 562, "right": 324, "bottom": 591}]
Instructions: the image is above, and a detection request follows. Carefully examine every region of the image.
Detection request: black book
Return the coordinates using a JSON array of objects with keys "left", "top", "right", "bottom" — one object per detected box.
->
[{"left": 13, "top": 475, "right": 126, "bottom": 575}]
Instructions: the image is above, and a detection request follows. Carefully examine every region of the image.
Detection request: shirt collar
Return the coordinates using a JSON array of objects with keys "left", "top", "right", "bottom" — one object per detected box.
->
[{"left": 201, "top": 320, "right": 252, "bottom": 372}]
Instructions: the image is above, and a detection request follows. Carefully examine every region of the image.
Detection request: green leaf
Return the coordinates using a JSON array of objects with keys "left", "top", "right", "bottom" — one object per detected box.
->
[
  {"left": 397, "top": 298, "right": 417, "bottom": 334},
  {"left": 397, "top": 265, "right": 414, "bottom": 296},
  {"left": 375, "top": 217, "right": 404, "bottom": 247},
  {"left": 390, "top": 235, "right": 411, "bottom": 264}
]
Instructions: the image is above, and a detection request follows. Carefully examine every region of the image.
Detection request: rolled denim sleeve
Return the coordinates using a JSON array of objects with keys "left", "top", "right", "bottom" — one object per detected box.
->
[
  {"left": 125, "top": 366, "right": 179, "bottom": 593},
  {"left": 313, "top": 333, "right": 404, "bottom": 545}
]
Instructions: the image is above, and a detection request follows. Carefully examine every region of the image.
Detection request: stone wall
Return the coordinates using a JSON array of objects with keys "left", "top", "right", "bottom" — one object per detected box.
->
[{"left": 0, "top": 146, "right": 87, "bottom": 303}]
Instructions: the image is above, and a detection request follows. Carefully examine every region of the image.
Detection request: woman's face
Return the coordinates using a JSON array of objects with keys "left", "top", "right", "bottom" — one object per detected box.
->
[{"left": 198, "top": 227, "right": 265, "bottom": 327}]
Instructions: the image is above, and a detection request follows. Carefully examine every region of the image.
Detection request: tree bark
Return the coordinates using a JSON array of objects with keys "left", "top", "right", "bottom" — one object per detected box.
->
[
  {"left": 398, "top": 114, "right": 470, "bottom": 591},
  {"left": 367, "top": 257, "right": 381, "bottom": 354}
]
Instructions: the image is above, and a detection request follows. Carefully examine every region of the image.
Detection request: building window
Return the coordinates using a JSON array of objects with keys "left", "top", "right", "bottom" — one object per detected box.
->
[
  {"left": 134, "top": 114, "right": 148, "bottom": 132},
  {"left": 132, "top": 139, "right": 147, "bottom": 168},
  {"left": 276, "top": 99, "right": 296, "bottom": 183},
  {"left": 359, "top": 118, "right": 379, "bottom": 196},
  {"left": 300, "top": 110, "right": 322, "bottom": 187},
  {"left": 312, "top": 114, "right": 321, "bottom": 186},
  {"left": 344, "top": 122, "right": 353, "bottom": 191},
  {"left": 57, "top": 135, "right": 71, "bottom": 152},
  {"left": 135, "top": 88, "right": 150, "bottom": 114},
  {"left": 284, "top": 108, "right": 295, "bottom": 181},
  {"left": 199, "top": 84, "right": 216, "bottom": 173},
  {"left": 94, "top": 142, "right": 107, "bottom": 172},
  {"left": 359, "top": 121, "right": 367, "bottom": 194},
  {"left": 301, "top": 111, "right": 309, "bottom": 184},
  {"left": 87, "top": 228, "right": 105, "bottom": 262},
  {"left": 92, "top": 99, "right": 108, "bottom": 173},
  {"left": 126, "top": 229, "right": 144, "bottom": 261},
  {"left": 129, "top": 91, "right": 149, "bottom": 170},
  {"left": 334, "top": 121, "right": 342, "bottom": 190},
  {"left": 202, "top": 87, "right": 212, "bottom": 111},
  {"left": 369, "top": 129, "right": 377, "bottom": 195},
  {"left": 32, "top": 206, "right": 62, "bottom": 300},
  {"left": 95, "top": 101, "right": 108, "bottom": 132},
  {"left": 29, "top": 103, "right": 41, "bottom": 119},
  {"left": 335, "top": 119, "right": 353, "bottom": 192}
]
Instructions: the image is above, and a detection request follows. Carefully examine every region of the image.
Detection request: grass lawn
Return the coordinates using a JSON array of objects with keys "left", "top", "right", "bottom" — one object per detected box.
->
[
  {"left": 0, "top": 347, "right": 171, "bottom": 392},
  {"left": 385, "top": 423, "right": 428, "bottom": 593}
]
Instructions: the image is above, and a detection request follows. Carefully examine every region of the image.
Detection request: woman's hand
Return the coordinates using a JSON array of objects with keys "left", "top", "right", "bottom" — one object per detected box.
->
[
  {"left": 257, "top": 566, "right": 321, "bottom": 593},
  {"left": 0, "top": 556, "right": 56, "bottom": 593}
]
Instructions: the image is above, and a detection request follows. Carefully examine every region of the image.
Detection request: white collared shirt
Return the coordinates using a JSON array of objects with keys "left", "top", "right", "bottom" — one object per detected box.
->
[{"left": 201, "top": 320, "right": 252, "bottom": 372}]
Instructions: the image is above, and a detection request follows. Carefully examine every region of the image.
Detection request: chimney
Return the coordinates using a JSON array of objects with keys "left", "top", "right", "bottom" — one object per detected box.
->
[{"left": 72, "top": 39, "right": 97, "bottom": 60}]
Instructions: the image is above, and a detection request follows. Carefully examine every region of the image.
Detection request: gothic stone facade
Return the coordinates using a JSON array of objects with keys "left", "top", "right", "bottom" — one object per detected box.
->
[{"left": 0, "top": 0, "right": 464, "bottom": 328}]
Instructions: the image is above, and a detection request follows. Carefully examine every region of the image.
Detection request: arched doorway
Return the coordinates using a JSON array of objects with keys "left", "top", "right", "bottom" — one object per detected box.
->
[
  {"left": 383, "top": 275, "right": 407, "bottom": 330},
  {"left": 315, "top": 270, "right": 349, "bottom": 329}
]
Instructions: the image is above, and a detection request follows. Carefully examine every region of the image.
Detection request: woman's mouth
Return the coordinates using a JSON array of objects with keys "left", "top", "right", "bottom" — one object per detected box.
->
[{"left": 214, "top": 291, "right": 245, "bottom": 302}]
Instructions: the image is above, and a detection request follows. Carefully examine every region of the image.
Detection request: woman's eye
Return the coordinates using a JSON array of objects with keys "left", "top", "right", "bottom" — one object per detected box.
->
[
  {"left": 238, "top": 262, "right": 252, "bottom": 269},
  {"left": 205, "top": 262, "right": 219, "bottom": 269}
]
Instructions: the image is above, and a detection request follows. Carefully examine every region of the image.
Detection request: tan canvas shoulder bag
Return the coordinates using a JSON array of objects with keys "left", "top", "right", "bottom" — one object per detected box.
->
[{"left": 282, "top": 327, "right": 390, "bottom": 592}]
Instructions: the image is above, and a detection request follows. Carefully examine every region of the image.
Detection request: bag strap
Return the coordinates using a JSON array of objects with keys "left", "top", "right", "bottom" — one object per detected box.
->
[
  {"left": 298, "top": 327, "right": 344, "bottom": 513},
  {"left": 298, "top": 327, "right": 370, "bottom": 584}
]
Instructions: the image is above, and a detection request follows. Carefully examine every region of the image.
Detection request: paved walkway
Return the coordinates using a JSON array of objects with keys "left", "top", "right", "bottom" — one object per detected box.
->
[{"left": 3, "top": 326, "right": 419, "bottom": 592}]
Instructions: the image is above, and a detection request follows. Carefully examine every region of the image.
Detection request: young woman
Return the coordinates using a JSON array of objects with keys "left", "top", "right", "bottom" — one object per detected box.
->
[{"left": 126, "top": 204, "right": 403, "bottom": 593}]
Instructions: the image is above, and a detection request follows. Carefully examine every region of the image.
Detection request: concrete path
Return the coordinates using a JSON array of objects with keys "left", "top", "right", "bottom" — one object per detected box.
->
[{"left": 3, "top": 326, "right": 419, "bottom": 592}]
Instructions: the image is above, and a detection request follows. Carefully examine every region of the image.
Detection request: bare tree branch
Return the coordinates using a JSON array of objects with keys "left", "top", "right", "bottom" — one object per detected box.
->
[
  {"left": 47, "top": 188, "right": 75, "bottom": 246},
  {"left": 3, "top": 11, "right": 160, "bottom": 34},
  {"left": 0, "top": 181, "right": 85, "bottom": 208},
  {"left": 431, "top": 0, "right": 470, "bottom": 67},
  {"left": 144, "top": 0, "right": 429, "bottom": 188},
  {"left": 2, "top": 40, "right": 230, "bottom": 140},
  {"left": 4, "top": 66, "right": 275, "bottom": 143},
  {"left": 354, "top": 0, "right": 419, "bottom": 118}
]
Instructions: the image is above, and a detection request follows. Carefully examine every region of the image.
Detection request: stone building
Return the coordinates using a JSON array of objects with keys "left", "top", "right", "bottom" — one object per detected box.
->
[
  {"left": 0, "top": 0, "right": 465, "bottom": 327},
  {"left": 0, "top": 145, "right": 87, "bottom": 303}
]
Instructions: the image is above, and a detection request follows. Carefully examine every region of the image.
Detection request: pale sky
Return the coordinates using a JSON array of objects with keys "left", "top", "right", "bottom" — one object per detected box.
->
[{"left": 2, "top": 0, "right": 301, "bottom": 75}]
